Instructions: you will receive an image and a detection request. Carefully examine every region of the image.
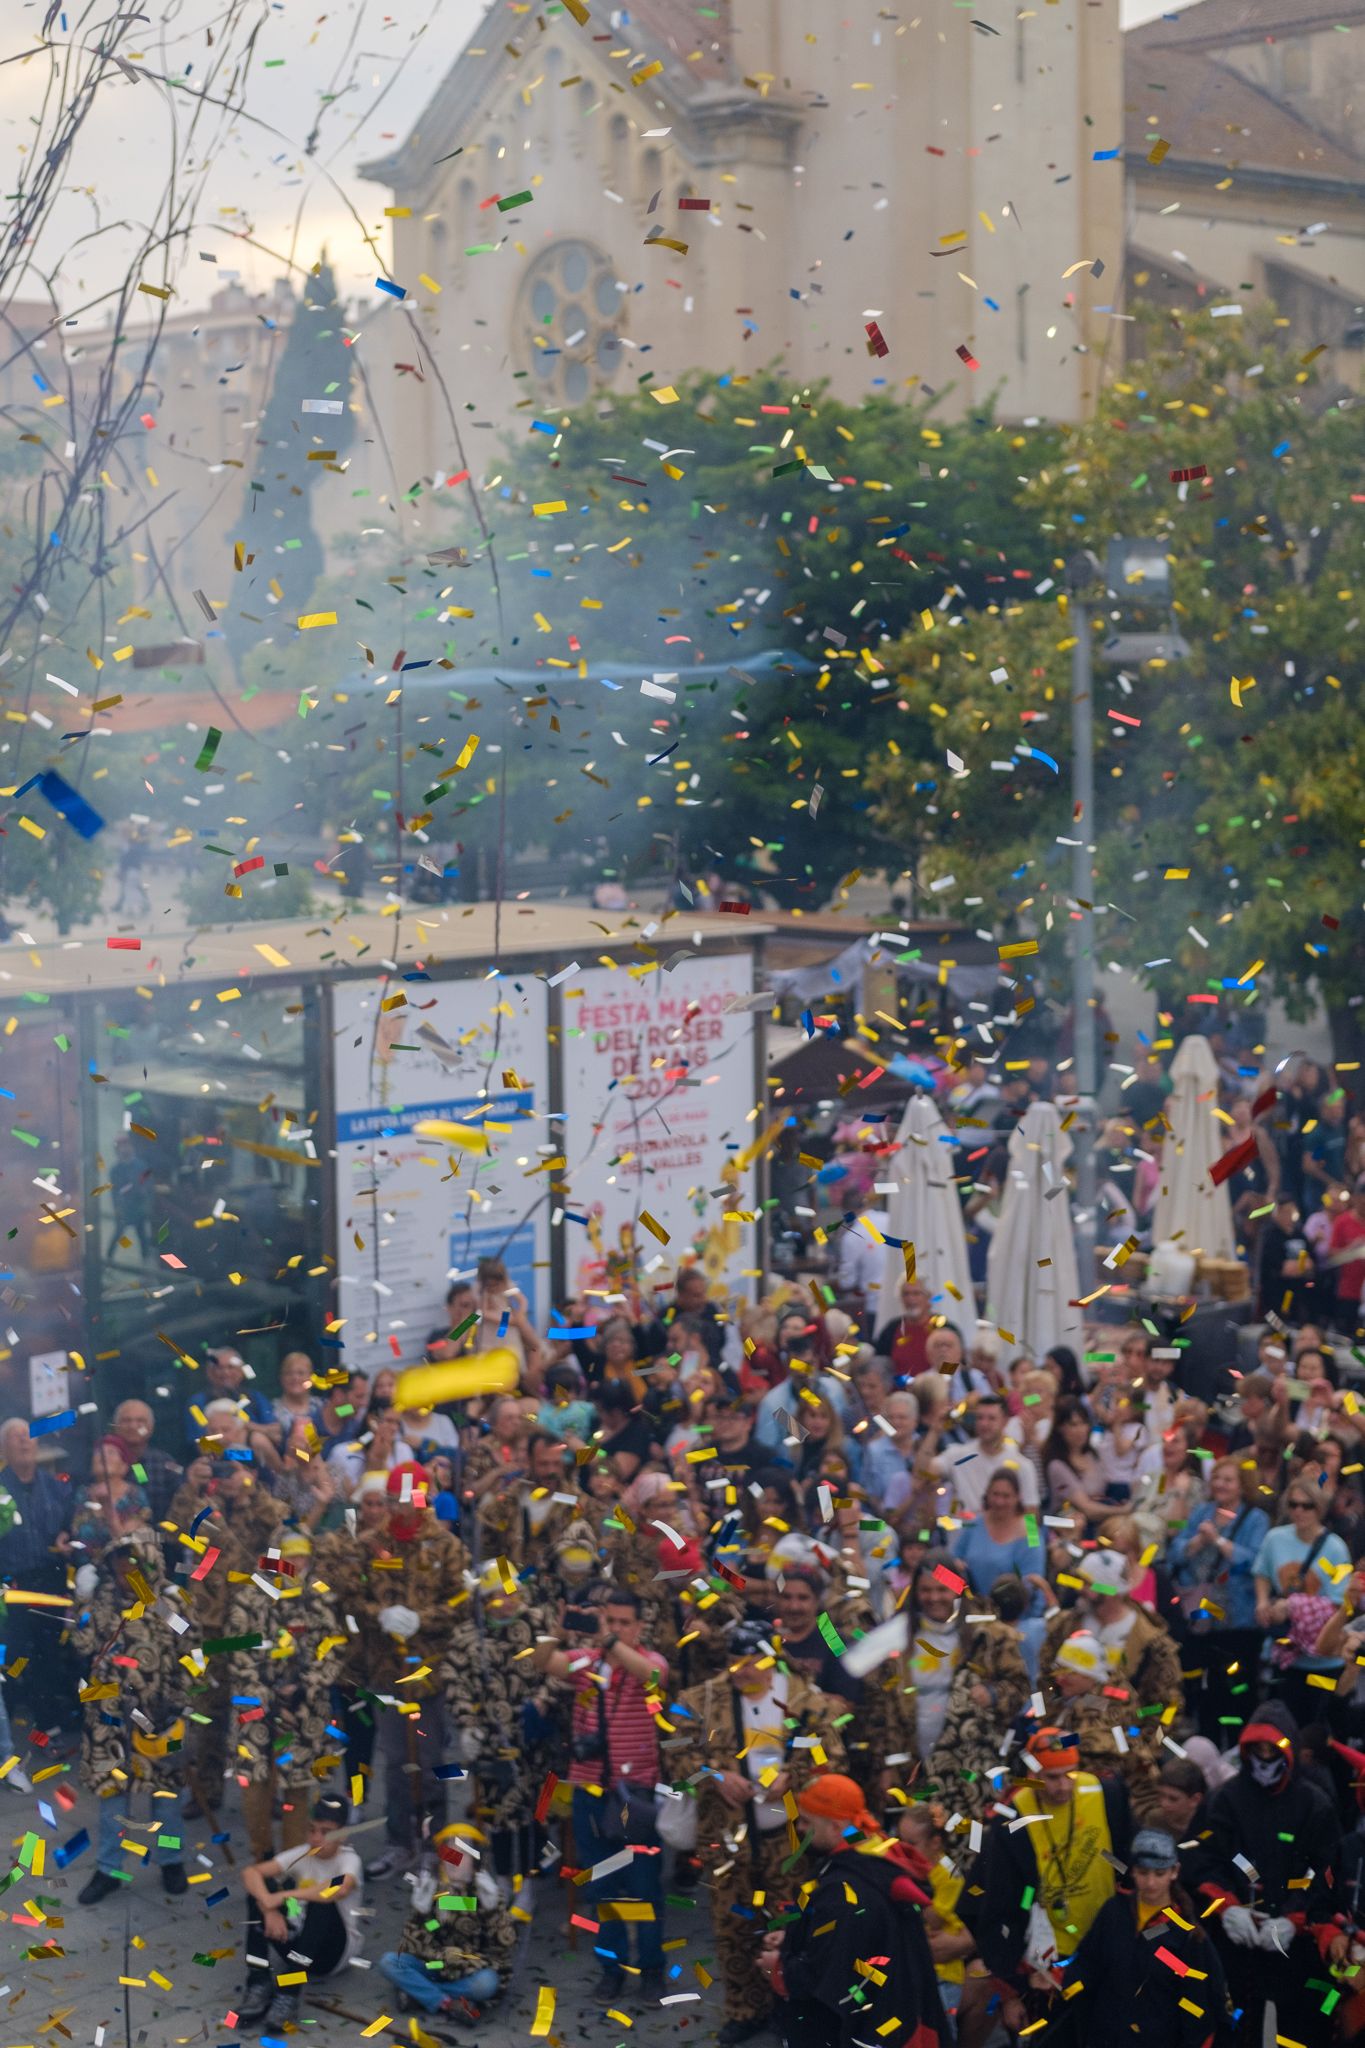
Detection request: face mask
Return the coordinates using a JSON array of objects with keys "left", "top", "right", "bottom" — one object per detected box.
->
[{"left": 1248, "top": 1751, "right": 1289, "bottom": 1790}]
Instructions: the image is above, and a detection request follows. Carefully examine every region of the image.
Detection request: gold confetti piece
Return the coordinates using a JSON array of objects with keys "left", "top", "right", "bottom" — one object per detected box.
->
[
  {"left": 533, "top": 500, "right": 568, "bottom": 516},
  {"left": 562, "top": 0, "right": 589, "bottom": 18},
  {"left": 531, "top": 1987, "right": 556, "bottom": 2036},
  {"left": 297, "top": 611, "right": 337, "bottom": 629},
  {"left": 651, "top": 386, "right": 680, "bottom": 404},
  {"left": 639, "top": 1210, "right": 670, "bottom": 1245},
  {"left": 1148, "top": 138, "right": 1169, "bottom": 163},
  {"left": 254, "top": 943, "right": 291, "bottom": 969}
]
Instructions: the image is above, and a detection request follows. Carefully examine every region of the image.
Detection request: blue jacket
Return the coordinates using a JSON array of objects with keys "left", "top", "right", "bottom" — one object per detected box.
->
[{"left": 1167, "top": 1499, "right": 1269, "bottom": 1631}]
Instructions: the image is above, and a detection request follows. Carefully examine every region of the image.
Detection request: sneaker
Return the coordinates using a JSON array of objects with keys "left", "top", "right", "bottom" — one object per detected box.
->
[
  {"left": 77, "top": 1869, "right": 121, "bottom": 1906},
  {"left": 6, "top": 1769, "right": 32, "bottom": 1795},
  {"left": 161, "top": 1861, "right": 187, "bottom": 1897},
  {"left": 635, "top": 1967, "right": 665, "bottom": 2001},
  {"left": 236, "top": 1979, "right": 274, "bottom": 2028},
  {"left": 365, "top": 1845, "right": 408, "bottom": 1880},
  {"left": 265, "top": 1989, "right": 302, "bottom": 2030},
  {"left": 591, "top": 1969, "right": 626, "bottom": 2006}
]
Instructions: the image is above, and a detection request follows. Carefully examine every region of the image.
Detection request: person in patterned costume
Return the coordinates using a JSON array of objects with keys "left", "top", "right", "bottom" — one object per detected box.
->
[
  {"left": 442, "top": 1567, "right": 560, "bottom": 1887},
  {"left": 72, "top": 1531, "right": 195, "bottom": 1903},
  {"left": 1043, "top": 1625, "right": 1166, "bottom": 1822},
  {"left": 352, "top": 1463, "right": 468, "bottom": 1879},
  {"left": 227, "top": 1529, "right": 346, "bottom": 1859},
  {"left": 668, "top": 1618, "right": 848, "bottom": 2045},
  {"left": 166, "top": 1458, "right": 284, "bottom": 1822},
  {"left": 313, "top": 1474, "right": 389, "bottom": 1792},
  {"left": 378, "top": 1823, "right": 516, "bottom": 2018}
]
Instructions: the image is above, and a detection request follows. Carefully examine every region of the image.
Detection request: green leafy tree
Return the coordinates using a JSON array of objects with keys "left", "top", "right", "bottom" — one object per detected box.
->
[
  {"left": 870, "top": 306, "right": 1365, "bottom": 1062},
  {"left": 482, "top": 369, "right": 1058, "bottom": 904}
]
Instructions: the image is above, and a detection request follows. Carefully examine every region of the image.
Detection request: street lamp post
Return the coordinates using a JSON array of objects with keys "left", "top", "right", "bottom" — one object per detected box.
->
[
  {"left": 1066, "top": 552, "right": 1100, "bottom": 1290},
  {"left": 1065, "top": 540, "right": 1188, "bottom": 1291}
]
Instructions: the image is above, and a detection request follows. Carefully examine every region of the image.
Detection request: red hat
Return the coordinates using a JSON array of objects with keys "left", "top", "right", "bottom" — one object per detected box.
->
[
  {"left": 386, "top": 1461, "right": 430, "bottom": 1501},
  {"left": 1026, "top": 1727, "right": 1081, "bottom": 1772}
]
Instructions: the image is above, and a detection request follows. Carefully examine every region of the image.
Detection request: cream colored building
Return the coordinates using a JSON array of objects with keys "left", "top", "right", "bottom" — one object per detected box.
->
[
  {"left": 359, "top": 0, "right": 1123, "bottom": 470},
  {"left": 1124, "top": 0, "right": 1365, "bottom": 390}
]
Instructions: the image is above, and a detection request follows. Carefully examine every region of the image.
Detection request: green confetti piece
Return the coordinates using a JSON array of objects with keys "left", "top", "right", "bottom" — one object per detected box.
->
[
  {"left": 497, "top": 190, "right": 534, "bottom": 211},
  {"left": 10, "top": 1129, "right": 39, "bottom": 1149},
  {"left": 194, "top": 727, "right": 222, "bottom": 772},
  {"left": 816, "top": 1611, "right": 846, "bottom": 1655},
  {"left": 202, "top": 1632, "right": 262, "bottom": 1656},
  {"left": 436, "top": 1894, "right": 476, "bottom": 1910}
]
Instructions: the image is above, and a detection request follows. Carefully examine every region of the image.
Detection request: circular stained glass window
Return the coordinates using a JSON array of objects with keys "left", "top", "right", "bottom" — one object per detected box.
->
[{"left": 515, "top": 240, "right": 627, "bottom": 407}]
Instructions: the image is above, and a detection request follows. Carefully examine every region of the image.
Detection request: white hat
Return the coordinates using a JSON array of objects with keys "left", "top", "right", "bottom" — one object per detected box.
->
[
  {"left": 1078, "top": 1549, "right": 1132, "bottom": 1598},
  {"left": 1055, "top": 1629, "right": 1108, "bottom": 1681}
]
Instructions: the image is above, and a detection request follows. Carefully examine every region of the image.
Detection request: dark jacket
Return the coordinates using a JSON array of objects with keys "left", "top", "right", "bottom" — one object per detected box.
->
[
  {"left": 1070, "top": 1889, "right": 1229, "bottom": 2047},
  {"left": 1202, "top": 1700, "right": 1340, "bottom": 1927},
  {"left": 976, "top": 1773, "right": 1132, "bottom": 1983},
  {"left": 780, "top": 1843, "right": 948, "bottom": 2048}
]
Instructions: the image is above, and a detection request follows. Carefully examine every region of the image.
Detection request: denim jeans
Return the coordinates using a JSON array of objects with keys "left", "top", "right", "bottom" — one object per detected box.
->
[
  {"left": 378, "top": 1953, "right": 499, "bottom": 2012},
  {"left": 97, "top": 1786, "right": 185, "bottom": 1874},
  {"left": 571, "top": 1784, "right": 664, "bottom": 1974}
]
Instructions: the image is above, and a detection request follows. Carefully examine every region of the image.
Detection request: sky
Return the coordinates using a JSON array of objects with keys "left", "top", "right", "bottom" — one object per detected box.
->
[{"left": 6, "top": 0, "right": 1193, "bottom": 324}]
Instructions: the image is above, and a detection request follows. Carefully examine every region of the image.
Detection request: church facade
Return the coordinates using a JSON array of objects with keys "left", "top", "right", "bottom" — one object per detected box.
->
[{"left": 359, "top": 0, "right": 1124, "bottom": 479}]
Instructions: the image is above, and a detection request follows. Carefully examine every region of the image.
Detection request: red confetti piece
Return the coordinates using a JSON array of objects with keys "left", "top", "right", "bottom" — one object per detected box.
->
[
  {"left": 1210, "top": 1135, "right": 1256, "bottom": 1187},
  {"left": 718, "top": 900, "right": 750, "bottom": 914},
  {"left": 190, "top": 1545, "right": 221, "bottom": 1582},
  {"left": 1169, "top": 465, "right": 1208, "bottom": 484},
  {"left": 932, "top": 1564, "right": 966, "bottom": 1593},
  {"left": 865, "top": 320, "right": 889, "bottom": 359},
  {"left": 107, "top": 936, "right": 141, "bottom": 950},
  {"left": 1154, "top": 1944, "right": 1188, "bottom": 1976},
  {"left": 233, "top": 855, "right": 265, "bottom": 877},
  {"left": 534, "top": 1772, "right": 559, "bottom": 1824},
  {"left": 956, "top": 344, "right": 980, "bottom": 369}
]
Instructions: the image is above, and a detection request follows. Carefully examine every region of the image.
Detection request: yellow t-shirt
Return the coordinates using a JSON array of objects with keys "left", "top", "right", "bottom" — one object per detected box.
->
[
  {"left": 929, "top": 1858, "right": 968, "bottom": 1985},
  {"left": 1013, "top": 1775, "right": 1115, "bottom": 1956}
]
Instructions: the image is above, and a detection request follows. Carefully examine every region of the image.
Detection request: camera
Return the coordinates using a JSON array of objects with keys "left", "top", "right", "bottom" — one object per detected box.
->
[
  {"left": 564, "top": 1606, "right": 599, "bottom": 1636},
  {"left": 571, "top": 1733, "right": 605, "bottom": 1764}
]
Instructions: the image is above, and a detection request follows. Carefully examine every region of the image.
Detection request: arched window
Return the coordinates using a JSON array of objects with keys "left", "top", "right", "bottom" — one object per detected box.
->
[{"left": 514, "top": 239, "right": 627, "bottom": 407}]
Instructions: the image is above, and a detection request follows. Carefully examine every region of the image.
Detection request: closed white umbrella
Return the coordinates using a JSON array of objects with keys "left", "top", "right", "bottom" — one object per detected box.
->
[
  {"left": 985, "top": 1102, "right": 1083, "bottom": 1359},
  {"left": 1151, "top": 1035, "right": 1236, "bottom": 1258},
  {"left": 875, "top": 1092, "right": 975, "bottom": 1325}
]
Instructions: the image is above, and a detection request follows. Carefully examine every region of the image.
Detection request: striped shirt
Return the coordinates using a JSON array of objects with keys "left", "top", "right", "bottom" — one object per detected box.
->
[{"left": 569, "top": 1651, "right": 668, "bottom": 1789}]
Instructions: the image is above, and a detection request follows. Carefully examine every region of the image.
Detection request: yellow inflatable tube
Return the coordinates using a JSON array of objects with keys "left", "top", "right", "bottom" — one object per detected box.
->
[{"left": 393, "top": 1347, "right": 519, "bottom": 1410}]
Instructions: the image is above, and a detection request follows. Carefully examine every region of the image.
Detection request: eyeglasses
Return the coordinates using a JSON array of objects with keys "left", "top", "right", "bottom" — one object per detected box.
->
[{"left": 1286, "top": 1498, "right": 1315, "bottom": 1511}]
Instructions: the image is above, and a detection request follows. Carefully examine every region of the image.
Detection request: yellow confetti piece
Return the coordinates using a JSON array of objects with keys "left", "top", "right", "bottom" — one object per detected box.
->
[
  {"left": 1148, "top": 138, "right": 1169, "bottom": 163},
  {"left": 216, "top": 987, "right": 242, "bottom": 1003},
  {"left": 454, "top": 733, "right": 480, "bottom": 771},
  {"left": 531, "top": 1987, "right": 556, "bottom": 2037},
  {"left": 533, "top": 499, "right": 568, "bottom": 516},
  {"left": 639, "top": 1210, "right": 671, "bottom": 1245},
  {"left": 650, "top": 386, "right": 680, "bottom": 404},
  {"left": 253, "top": 943, "right": 291, "bottom": 969},
  {"left": 297, "top": 611, "right": 337, "bottom": 630},
  {"left": 632, "top": 59, "right": 663, "bottom": 84},
  {"left": 360, "top": 2018, "right": 392, "bottom": 2038},
  {"left": 1230, "top": 674, "right": 1255, "bottom": 706},
  {"left": 17, "top": 817, "right": 44, "bottom": 840}
]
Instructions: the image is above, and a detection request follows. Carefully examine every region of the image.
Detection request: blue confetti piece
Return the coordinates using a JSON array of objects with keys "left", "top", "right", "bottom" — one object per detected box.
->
[
  {"left": 30, "top": 1409, "right": 75, "bottom": 1436},
  {"left": 55, "top": 1828, "right": 90, "bottom": 1867},
  {"left": 1272, "top": 440, "right": 1290, "bottom": 458},
  {"left": 34, "top": 770, "right": 105, "bottom": 840},
  {"left": 1092, "top": 147, "right": 1120, "bottom": 160},
  {"left": 563, "top": 1211, "right": 589, "bottom": 1224},
  {"left": 375, "top": 278, "right": 407, "bottom": 299},
  {"left": 1021, "top": 745, "right": 1060, "bottom": 773},
  {"left": 204, "top": 1886, "right": 231, "bottom": 1907},
  {"left": 434, "top": 1763, "right": 468, "bottom": 1781},
  {"left": 547, "top": 1325, "right": 594, "bottom": 1339}
]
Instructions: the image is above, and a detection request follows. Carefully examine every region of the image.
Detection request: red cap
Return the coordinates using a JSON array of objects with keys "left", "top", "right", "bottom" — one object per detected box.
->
[{"left": 386, "top": 1461, "right": 430, "bottom": 1501}]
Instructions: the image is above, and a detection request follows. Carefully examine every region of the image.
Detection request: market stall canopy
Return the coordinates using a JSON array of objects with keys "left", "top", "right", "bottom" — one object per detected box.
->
[
  {"left": 877, "top": 1091, "right": 975, "bottom": 1324},
  {"left": 985, "top": 1101, "right": 1083, "bottom": 1360},
  {"left": 1151, "top": 1034, "right": 1237, "bottom": 1260}
]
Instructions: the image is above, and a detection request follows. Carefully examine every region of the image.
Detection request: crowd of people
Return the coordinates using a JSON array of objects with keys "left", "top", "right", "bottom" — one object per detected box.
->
[{"left": 3, "top": 1223, "right": 1365, "bottom": 2045}]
